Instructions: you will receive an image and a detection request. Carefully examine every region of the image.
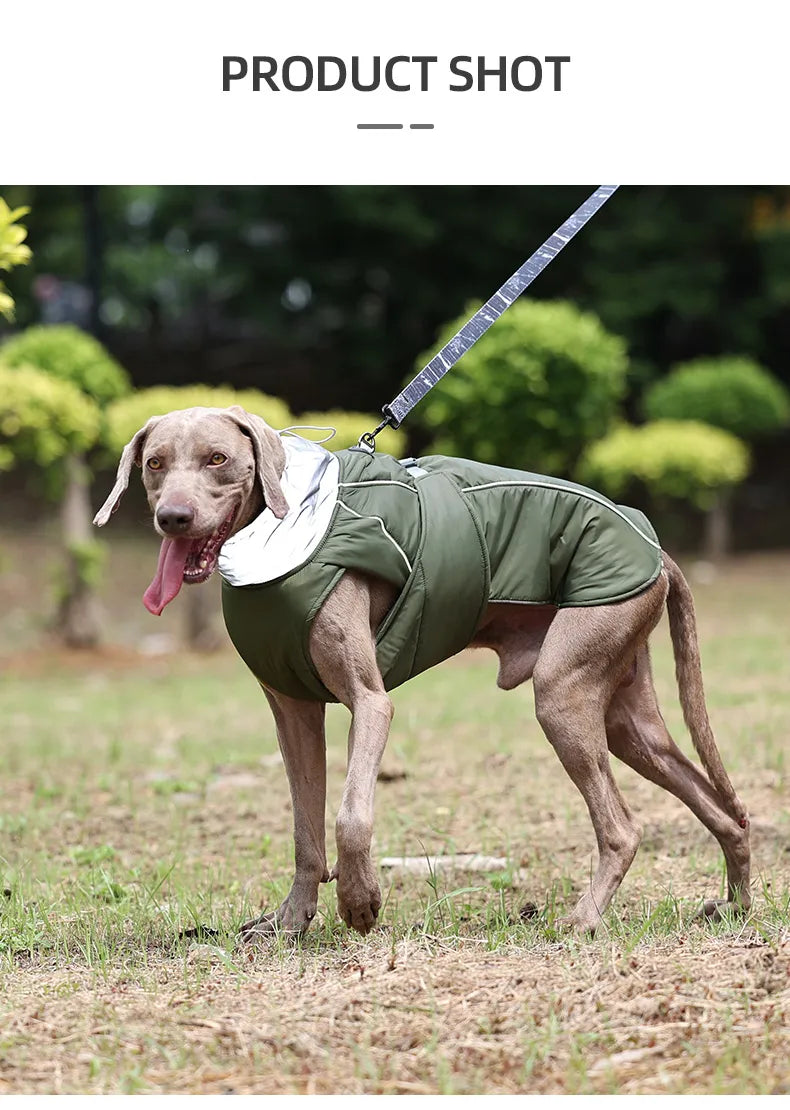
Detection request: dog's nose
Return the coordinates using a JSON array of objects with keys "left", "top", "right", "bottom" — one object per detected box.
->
[{"left": 156, "top": 504, "right": 195, "bottom": 535}]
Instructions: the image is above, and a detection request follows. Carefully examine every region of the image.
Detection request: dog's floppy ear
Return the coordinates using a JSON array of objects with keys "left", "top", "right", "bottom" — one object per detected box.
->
[
  {"left": 224, "top": 405, "right": 289, "bottom": 519},
  {"left": 93, "top": 416, "right": 163, "bottom": 527}
]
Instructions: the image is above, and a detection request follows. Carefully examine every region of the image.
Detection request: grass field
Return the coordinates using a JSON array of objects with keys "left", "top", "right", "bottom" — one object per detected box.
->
[{"left": 1, "top": 528, "right": 790, "bottom": 1094}]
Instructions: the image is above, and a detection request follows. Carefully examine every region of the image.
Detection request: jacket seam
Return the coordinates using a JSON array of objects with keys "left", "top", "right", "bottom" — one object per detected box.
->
[{"left": 461, "top": 479, "right": 661, "bottom": 550}]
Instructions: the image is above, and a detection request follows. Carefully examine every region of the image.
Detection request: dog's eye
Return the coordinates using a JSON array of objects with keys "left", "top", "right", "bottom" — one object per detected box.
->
[
  {"left": 208, "top": 452, "right": 227, "bottom": 466},
  {"left": 146, "top": 458, "right": 162, "bottom": 471}
]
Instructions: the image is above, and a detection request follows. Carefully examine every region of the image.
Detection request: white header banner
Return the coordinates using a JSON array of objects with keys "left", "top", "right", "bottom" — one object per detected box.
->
[{"left": 3, "top": 0, "right": 788, "bottom": 184}]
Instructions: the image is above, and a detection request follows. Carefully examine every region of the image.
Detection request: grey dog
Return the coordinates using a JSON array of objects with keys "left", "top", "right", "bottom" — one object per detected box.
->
[{"left": 95, "top": 405, "right": 751, "bottom": 940}]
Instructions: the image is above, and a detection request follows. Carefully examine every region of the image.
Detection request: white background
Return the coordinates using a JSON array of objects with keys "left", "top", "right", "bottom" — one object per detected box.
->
[{"left": 3, "top": 0, "right": 789, "bottom": 183}]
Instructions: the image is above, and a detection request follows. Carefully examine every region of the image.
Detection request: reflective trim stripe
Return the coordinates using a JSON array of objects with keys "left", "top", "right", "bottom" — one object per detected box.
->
[
  {"left": 336, "top": 500, "right": 414, "bottom": 574},
  {"left": 338, "top": 480, "right": 418, "bottom": 494},
  {"left": 487, "top": 598, "right": 557, "bottom": 605},
  {"left": 461, "top": 480, "right": 662, "bottom": 551}
]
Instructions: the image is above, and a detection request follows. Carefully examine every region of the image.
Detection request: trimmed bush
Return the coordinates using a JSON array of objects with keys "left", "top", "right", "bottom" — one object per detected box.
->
[
  {"left": 0, "top": 363, "right": 107, "bottom": 646},
  {"left": 577, "top": 420, "right": 750, "bottom": 510},
  {"left": 645, "top": 356, "right": 790, "bottom": 441},
  {"left": 0, "top": 325, "right": 132, "bottom": 648},
  {"left": 0, "top": 363, "right": 101, "bottom": 472},
  {"left": 415, "top": 299, "right": 629, "bottom": 475},
  {"left": 1, "top": 324, "right": 130, "bottom": 407},
  {"left": 107, "top": 390, "right": 407, "bottom": 460},
  {"left": 105, "top": 386, "right": 293, "bottom": 453}
]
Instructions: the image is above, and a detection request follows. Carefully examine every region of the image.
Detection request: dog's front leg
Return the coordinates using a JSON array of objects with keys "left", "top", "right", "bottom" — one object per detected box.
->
[
  {"left": 331, "top": 686, "right": 393, "bottom": 933},
  {"left": 239, "top": 690, "right": 328, "bottom": 942},
  {"left": 311, "top": 573, "right": 393, "bottom": 935}
]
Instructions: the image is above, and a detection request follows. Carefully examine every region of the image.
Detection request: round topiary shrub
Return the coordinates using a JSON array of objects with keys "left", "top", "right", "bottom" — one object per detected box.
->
[
  {"left": 415, "top": 299, "right": 629, "bottom": 475},
  {"left": 0, "top": 325, "right": 132, "bottom": 648},
  {"left": 0, "top": 363, "right": 101, "bottom": 472},
  {"left": 577, "top": 420, "right": 750, "bottom": 510},
  {"left": 0, "top": 363, "right": 107, "bottom": 646},
  {"left": 644, "top": 356, "right": 790, "bottom": 441},
  {"left": 107, "top": 391, "right": 407, "bottom": 460},
  {"left": 1, "top": 323, "right": 130, "bottom": 406},
  {"left": 105, "top": 385, "right": 293, "bottom": 455}
]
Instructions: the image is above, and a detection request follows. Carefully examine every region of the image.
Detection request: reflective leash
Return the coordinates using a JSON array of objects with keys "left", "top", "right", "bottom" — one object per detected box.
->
[{"left": 359, "top": 185, "right": 619, "bottom": 451}]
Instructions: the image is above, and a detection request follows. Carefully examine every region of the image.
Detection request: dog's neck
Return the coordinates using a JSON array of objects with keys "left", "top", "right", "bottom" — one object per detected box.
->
[{"left": 233, "top": 485, "right": 265, "bottom": 535}]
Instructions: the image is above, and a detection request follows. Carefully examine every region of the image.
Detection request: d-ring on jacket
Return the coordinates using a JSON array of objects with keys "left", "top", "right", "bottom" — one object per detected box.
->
[{"left": 218, "top": 435, "right": 662, "bottom": 703}]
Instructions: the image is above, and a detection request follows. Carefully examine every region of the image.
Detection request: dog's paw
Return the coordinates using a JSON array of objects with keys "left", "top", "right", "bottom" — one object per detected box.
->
[
  {"left": 238, "top": 895, "right": 317, "bottom": 944},
  {"left": 332, "top": 858, "right": 382, "bottom": 935},
  {"left": 554, "top": 891, "right": 606, "bottom": 937},
  {"left": 554, "top": 912, "right": 601, "bottom": 938},
  {"left": 695, "top": 898, "right": 748, "bottom": 924}
]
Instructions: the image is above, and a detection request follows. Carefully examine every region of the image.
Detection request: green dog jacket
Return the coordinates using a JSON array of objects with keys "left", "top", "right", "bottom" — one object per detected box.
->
[{"left": 219, "top": 437, "right": 662, "bottom": 703}]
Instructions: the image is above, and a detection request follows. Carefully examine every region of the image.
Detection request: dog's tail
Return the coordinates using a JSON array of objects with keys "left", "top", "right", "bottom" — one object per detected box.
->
[{"left": 664, "top": 553, "right": 747, "bottom": 826}]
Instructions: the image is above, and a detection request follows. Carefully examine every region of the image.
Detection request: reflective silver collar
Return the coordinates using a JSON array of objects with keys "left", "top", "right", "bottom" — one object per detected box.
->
[{"left": 218, "top": 435, "right": 339, "bottom": 587}]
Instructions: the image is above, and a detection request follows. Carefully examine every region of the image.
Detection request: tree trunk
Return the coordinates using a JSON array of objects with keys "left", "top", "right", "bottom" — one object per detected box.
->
[
  {"left": 183, "top": 584, "right": 223, "bottom": 652},
  {"left": 704, "top": 490, "right": 731, "bottom": 563},
  {"left": 56, "top": 453, "right": 103, "bottom": 648}
]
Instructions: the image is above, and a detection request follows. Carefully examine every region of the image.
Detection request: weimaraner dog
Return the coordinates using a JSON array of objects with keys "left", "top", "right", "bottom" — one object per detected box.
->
[{"left": 95, "top": 406, "right": 751, "bottom": 939}]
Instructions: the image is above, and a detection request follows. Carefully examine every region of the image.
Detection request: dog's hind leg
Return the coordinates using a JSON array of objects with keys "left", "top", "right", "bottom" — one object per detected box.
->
[
  {"left": 606, "top": 645, "right": 751, "bottom": 917},
  {"left": 533, "top": 692, "right": 641, "bottom": 933},
  {"left": 532, "top": 582, "right": 668, "bottom": 932}
]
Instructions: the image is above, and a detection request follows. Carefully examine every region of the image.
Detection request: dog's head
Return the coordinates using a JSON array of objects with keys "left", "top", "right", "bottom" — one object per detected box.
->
[{"left": 94, "top": 405, "right": 288, "bottom": 614}]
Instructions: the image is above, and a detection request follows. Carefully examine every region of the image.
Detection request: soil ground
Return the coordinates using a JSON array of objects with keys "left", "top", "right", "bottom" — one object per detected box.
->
[{"left": 1, "top": 529, "right": 789, "bottom": 1093}]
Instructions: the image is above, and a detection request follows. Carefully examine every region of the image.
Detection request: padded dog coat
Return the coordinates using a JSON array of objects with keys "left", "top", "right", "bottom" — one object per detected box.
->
[{"left": 219, "top": 436, "right": 662, "bottom": 702}]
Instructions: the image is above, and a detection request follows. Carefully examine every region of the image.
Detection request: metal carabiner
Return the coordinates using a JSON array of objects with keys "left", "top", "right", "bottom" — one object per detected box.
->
[{"left": 356, "top": 415, "right": 392, "bottom": 453}]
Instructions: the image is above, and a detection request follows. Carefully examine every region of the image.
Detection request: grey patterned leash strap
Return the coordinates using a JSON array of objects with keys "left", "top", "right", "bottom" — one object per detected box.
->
[{"left": 359, "top": 185, "right": 619, "bottom": 449}]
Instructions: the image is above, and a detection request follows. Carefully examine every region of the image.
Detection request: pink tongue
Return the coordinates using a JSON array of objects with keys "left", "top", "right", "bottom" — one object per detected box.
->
[{"left": 143, "top": 537, "right": 194, "bottom": 615}]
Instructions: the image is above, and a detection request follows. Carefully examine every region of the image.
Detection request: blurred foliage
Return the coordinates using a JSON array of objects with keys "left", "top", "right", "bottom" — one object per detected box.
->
[
  {"left": 297, "top": 410, "right": 405, "bottom": 456},
  {"left": 56, "top": 540, "right": 106, "bottom": 595},
  {"left": 0, "top": 364, "right": 101, "bottom": 472},
  {"left": 0, "top": 324, "right": 130, "bottom": 406},
  {"left": 105, "top": 385, "right": 292, "bottom": 452},
  {"left": 415, "top": 299, "right": 628, "bottom": 475},
  {"left": 1, "top": 186, "right": 789, "bottom": 555},
  {"left": 3, "top": 186, "right": 790, "bottom": 418},
  {"left": 578, "top": 420, "right": 751, "bottom": 510},
  {"left": 0, "top": 198, "right": 32, "bottom": 322},
  {"left": 105, "top": 386, "right": 404, "bottom": 459},
  {"left": 644, "top": 355, "right": 790, "bottom": 440}
]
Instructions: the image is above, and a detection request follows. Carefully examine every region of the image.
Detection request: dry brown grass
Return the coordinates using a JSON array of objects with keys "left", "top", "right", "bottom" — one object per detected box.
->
[
  {"left": 3, "top": 928, "right": 790, "bottom": 1094},
  {"left": 1, "top": 539, "right": 790, "bottom": 1093}
]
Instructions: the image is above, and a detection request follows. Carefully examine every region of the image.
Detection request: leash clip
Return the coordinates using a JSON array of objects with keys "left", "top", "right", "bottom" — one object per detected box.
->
[{"left": 356, "top": 414, "right": 393, "bottom": 454}]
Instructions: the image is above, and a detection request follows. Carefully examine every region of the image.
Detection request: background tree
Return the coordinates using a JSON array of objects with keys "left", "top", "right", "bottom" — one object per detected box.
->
[
  {"left": 413, "top": 299, "right": 628, "bottom": 475},
  {"left": 3, "top": 186, "right": 789, "bottom": 420},
  {"left": 644, "top": 356, "right": 790, "bottom": 439},
  {"left": 577, "top": 421, "right": 751, "bottom": 560},
  {"left": 0, "top": 364, "right": 100, "bottom": 472},
  {"left": 2, "top": 184, "right": 789, "bottom": 551},
  {"left": 0, "top": 325, "right": 130, "bottom": 646},
  {"left": 0, "top": 364, "right": 103, "bottom": 643},
  {"left": 644, "top": 357, "right": 790, "bottom": 557}
]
